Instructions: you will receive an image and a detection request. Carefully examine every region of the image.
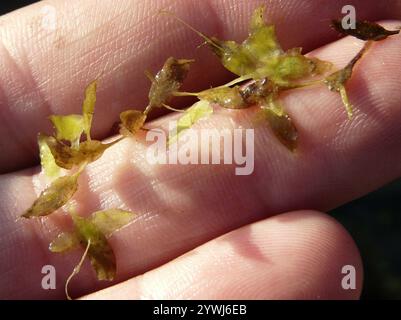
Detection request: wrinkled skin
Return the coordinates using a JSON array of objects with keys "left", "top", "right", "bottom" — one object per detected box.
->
[{"left": 1, "top": 0, "right": 401, "bottom": 300}]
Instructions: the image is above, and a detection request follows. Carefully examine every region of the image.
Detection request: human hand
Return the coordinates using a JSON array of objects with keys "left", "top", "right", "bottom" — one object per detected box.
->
[{"left": 1, "top": 0, "right": 401, "bottom": 299}]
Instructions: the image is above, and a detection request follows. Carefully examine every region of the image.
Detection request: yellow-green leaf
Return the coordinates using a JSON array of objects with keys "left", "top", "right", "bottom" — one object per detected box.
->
[
  {"left": 90, "top": 209, "right": 136, "bottom": 237},
  {"left": 168, "top": 100, "right": 213, "bottom": 145},
  {"left": 49, "top": 232, "right": 79, "bottom": 253},
  {"left": 202, "top": 6, "right": 282, "bottom": 77},
  {"left": 22, "top": 173, "right": 80, "bottom": 218},
  {"left": 243, "top": 5, "right": 283, "bottom": 60},
  {"left": 49, "top": 114, "right": 84, "bottom": 149},
  {"left": 38, "top": 133, "right": 61, "bottom": 179},
  {"left": 82, "top": 81, "right": 97, "bottom": 140}
]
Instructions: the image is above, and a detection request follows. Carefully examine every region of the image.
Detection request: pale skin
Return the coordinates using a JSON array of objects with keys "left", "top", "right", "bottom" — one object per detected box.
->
[{"left": 0, "top": 0, "right": 401, "bottom": 299}]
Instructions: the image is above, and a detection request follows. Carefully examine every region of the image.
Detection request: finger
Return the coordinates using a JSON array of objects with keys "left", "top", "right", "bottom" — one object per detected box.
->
[
  {"left": 82, "top": 210, "right": 363, "bottom": 300},
  {"left": 0, "top": 23, "right": 400, "bottom": 299},
  {"left": 1, "top": 0, "right": 400, "bottom": 172}
]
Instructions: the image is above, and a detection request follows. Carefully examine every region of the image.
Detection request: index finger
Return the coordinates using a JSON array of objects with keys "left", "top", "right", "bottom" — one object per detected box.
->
[{"left": 0, "top": 0, "right": 400, "bottom": 172}]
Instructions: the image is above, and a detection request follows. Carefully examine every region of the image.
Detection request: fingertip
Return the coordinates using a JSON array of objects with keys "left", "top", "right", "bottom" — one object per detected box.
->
[
  {"left": 83, "top": 209, "right": 363, "bottom": 300},
  {"left": 265, "top": 210, "right": 363, "bottom": 299}
]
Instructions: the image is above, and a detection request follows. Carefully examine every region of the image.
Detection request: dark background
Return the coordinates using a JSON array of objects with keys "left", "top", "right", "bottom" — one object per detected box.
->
[
  {"left": 0, "top": 0, "right": 38, "bottom": 15},
  {"left": 1, "top": 0, "right": 400, "bottom": 300}
]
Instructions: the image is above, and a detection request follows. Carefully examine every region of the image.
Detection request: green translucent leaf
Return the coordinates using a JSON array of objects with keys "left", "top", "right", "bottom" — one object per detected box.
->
[
  {"left": 169, "top": 5, "right": 333, "bottom": 95},
  {"left": 196, "top": 5, "right": 329, "bottom": 85},
  {"left": 274, "top": 55, "right": 311, "bottom": 79},
  {"left": 119, "top": 110, "right": 147, "bottom": 136},
  {"left": 90, "top": 209, "right": 136, "bottom": 237},
  {"left": 49, "top": 114, "right": 84, "bottom": 148},
  {"left": 38, "top": 133, "right": 61, "bottom": 179},
  {"left": 82, "top": 81, "right": 97, "bottom": 140},
  {"left": 331, "top": 20, "right": 400, "bottom": 41},
  {"left": 71, "top": 213, "right": 116, "bottom": 281},
  {"left": 212, "top": 39, "right": 256, "bottom": 76},
  {"left": 204, "top": 6, "right": 282, "bottom": 77},
  {"left": 168, "top": 100, "right": 213, "bottom": 145},
  {"left": 49, "top": 232, "right": 79, "bottom": 253},
  {"left": 271, "top": 55, "right": 315, "bottom": 82},
  {"left": 22, "top": 173, "right": 80, "bottom": 218},
  {"left": 253, "top": 50, "right": 331, "bottom": 85},
  {"left": 243, "top": 6, "right": 283, "bottom": 60}
]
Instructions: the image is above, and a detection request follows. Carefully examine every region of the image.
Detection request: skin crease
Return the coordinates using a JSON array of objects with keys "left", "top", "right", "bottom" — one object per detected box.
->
[{"left": 0, "top": 0, "right": 400, "bottom": 299}]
